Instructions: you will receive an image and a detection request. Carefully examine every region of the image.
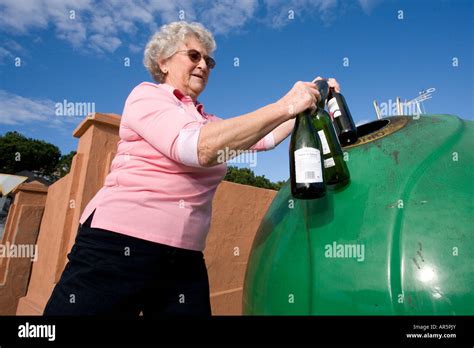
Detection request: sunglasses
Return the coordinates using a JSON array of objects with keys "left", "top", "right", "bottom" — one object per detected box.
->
[{"left": 176, "top": 49, "right": 216, "bottom": 69}]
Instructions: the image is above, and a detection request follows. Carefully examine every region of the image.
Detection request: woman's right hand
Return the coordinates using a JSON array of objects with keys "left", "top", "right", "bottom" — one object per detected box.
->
[{"left": 275, "top": 80, "right": 321, "bottom": 119}]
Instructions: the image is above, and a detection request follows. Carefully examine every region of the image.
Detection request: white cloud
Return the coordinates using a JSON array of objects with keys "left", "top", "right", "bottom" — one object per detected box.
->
[
  {"left": 4, "top": 39, "right": 25, "bottom": 54},
  {"left": 0, "top": 0, "right": 50, "bottom": 33},
  {"left": 0, "top": 90, "right": 54, "bottom": 125},
  {"left": 0, "top": 0, "right": 92, "bottom": 50},
  {"left": 263, "top": 0, "right": 339, "bottom": 28},
  {"left": 128, "top": 43, "right": 143, "bottom": 54},
  {"left": 0, "top": 90, "right": 78, "bottom": 128},
  {"left": 0, "top": 0, "right": 258, "bottom": 53},
  {"left": 263, "top": 0, "right": 383, "bottom": 27},
  {"left": 0, "top": 0, "right": 192, "bottom": 54},
  {"left": 357, "top": 0, "right": 381, "bottom": 15},
  {"left": 0, "top": 39, "right": 26, "bottom": 64},
  {"left": 201, "top": 0, "right": 258, "bottom": 35},
  {"left": 0, "top": 0, "right": 381, "bottom": 55},
  {"left": 0, "top": 47, "right": 14, "bottom": 64},
  {"left": 89, "top": 34, "right": 122, "bottom": 53}
]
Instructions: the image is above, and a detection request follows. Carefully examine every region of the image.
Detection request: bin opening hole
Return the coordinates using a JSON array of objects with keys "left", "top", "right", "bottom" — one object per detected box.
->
[{"left": 356, "top": 119, "right": 390, "bottom": 137}]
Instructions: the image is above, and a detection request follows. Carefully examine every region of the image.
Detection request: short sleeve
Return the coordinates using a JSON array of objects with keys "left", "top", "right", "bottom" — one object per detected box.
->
[
  {"left": 249, "top": 132, "right": 276, "bottom": 151},
  {"left": 122, "top": 83, "right": 202, "bottom": 164}
]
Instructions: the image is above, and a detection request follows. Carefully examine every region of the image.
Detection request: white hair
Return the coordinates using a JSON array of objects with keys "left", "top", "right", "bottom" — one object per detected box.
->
[{"left": 143, "top": 21, "right": 216, "bottom": 83}]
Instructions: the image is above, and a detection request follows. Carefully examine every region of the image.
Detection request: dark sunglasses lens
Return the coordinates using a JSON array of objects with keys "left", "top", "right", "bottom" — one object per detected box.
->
[
  {"left": 188, "top": 50, "right": 201, "bottom": 62},
  {"left": 206, "top": 57, "right": 216, "bottom": 69},
  {"left": 187, "top": 49, "right": 215, "bottom": 69}
]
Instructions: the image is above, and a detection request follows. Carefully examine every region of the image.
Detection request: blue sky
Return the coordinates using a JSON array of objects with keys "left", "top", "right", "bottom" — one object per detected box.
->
[{"left": 0, "top": 0, "right": 473, "bottom": 182}]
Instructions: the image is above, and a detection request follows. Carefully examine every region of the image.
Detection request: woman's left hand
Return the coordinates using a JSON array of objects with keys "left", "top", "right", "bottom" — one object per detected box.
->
[
  {"left": 313, "top": 76, "right": 341, "bottom": 93},
  {"left": 327, "top": 77, "right": 341, "bottom": 93}
]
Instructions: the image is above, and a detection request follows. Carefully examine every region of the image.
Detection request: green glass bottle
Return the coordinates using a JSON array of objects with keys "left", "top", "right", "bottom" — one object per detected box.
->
[
  {"left": 289, "top": 110, "right": 326, "bottom": 199},
  {"left": 312, "top": 80, "right": 350, "bottom": 188}
]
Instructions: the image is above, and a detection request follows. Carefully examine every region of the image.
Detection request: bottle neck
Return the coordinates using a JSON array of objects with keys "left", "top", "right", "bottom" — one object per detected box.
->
[
  {"left": 313, "top": 106, "right": 331, "bottom": 122},
  {"left": 315, "top": 79, "right": 329, "bottom": 109},
  {"left": 317, "top": 98, "right": 326, "bottom": 109},
  {"left": 295, "top": 111, "right": 308, "bottom": 126}
]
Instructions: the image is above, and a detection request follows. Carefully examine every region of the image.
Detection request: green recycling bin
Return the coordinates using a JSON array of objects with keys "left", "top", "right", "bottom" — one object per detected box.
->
[{"left": 243, "top": 114, "right": 474, "bottom": 315}]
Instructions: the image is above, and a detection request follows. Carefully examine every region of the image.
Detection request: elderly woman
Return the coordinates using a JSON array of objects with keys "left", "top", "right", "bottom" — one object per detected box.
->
[{"left": 44, "top": 21, "right": 340, "bottom": 316}]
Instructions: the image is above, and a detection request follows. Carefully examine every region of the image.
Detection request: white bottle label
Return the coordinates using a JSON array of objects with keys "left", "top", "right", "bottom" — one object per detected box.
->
[
  {"left": 294, "top": 147, "right": 323, "bottom": 183},
  {"left": 318, "top": 130, "right": 331, "bottom": 155},
  {"left": 328, "top": 97, "right": 342, "bottom": 118},
  {"left": 324, "top": 157, "right": 336, "bottom": 168}
]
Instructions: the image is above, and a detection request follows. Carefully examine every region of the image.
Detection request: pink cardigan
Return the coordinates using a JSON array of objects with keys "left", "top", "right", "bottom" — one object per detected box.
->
[{"left": 79, "top": 82, "right": 275, "bottom": 251}]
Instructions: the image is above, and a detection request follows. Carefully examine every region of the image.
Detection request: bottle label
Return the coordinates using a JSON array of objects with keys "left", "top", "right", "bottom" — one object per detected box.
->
[
  {"left": 328, "top": 98, "right": 342, "bottom": 119},
  {"left": 318, "top": 130, "right": 331, "bottom": 155},
  {"left": 324, "top": 157, "right": 336, "bottom": 168},
  {"left": 294, "top": 148, "right": 323, "bottom": 183}
]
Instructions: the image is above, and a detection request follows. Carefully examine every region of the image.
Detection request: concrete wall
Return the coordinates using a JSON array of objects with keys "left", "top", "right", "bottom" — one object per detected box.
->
[{"left": 206, "top": 181, "right": 276, "bottom": 314}]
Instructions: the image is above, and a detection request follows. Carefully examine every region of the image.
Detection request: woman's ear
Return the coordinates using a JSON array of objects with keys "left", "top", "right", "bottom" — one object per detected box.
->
[{"left": 158, "top": 58, "right": 168, "bottom": 74}]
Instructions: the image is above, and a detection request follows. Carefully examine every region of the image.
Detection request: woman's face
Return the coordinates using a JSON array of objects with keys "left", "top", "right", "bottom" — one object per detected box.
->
[{"left": 160, "top": 36, "right": 211, "bottom": 101}]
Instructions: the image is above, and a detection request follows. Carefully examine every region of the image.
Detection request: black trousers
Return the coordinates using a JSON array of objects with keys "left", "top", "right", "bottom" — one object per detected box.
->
[{"left": 43, "top": 210, "right": 212, "bottom": 317}]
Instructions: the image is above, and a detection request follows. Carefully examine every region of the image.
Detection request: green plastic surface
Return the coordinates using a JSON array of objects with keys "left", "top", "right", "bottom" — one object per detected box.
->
[{"left": 243, "top": 115, "right": 474, "bottom": 315}]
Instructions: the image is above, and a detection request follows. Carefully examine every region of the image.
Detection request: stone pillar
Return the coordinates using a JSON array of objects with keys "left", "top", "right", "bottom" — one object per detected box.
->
[
  {"left": 16, "top": 113, "right": 121, "bottom": 315},
  {"left": 0, "top": 181, "right": 48, "bottom": 314}
]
